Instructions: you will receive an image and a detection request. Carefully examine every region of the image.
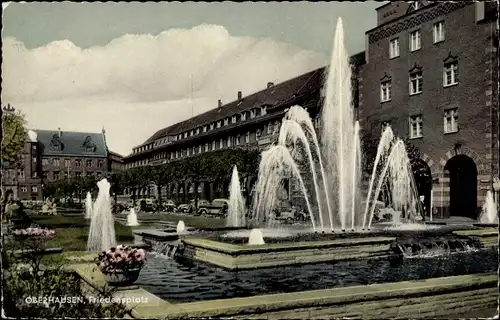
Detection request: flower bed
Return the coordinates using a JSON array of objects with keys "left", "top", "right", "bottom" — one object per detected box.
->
[{"left": 12, "top": 227, "right": 56, "bottom": 240}]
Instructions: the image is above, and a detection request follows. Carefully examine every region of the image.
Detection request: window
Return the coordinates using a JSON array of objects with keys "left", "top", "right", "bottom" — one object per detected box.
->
[
  {"left": 97, "top": 160, "right": 104, "bottom": 168},
  {"left": 199, "top": 145, "right": 202, "bottom": 153},
  {"left": 232, "top": 116, "right": 237, "bottom": 123},
  {"left": 433, "top": 21, "right": 445, "bottom": 43},
  {"left": 21, "top": 186, "right": 27, "bottom": 193},
  {"left": 389, "top": 38, "right": 400, "bottom": 59},
  {"left": 444, "top": 109, "right": 458, "bottom": 133},
  {"left": 220, "top": 138, "right": 223, "bottom": 149},
  {"left": 409, "top": 30, "right": 421, "bottom": 52},
  {"left": 53, "top": 158, "right": 60, "bottom": 166},
  {"left": 196, "top": 128, "right": 200, "bottom": 134},
  {"left": 261, "top": 106, "right": 267, "bottom": 115},
  {"left": 42, "top": 158, "right": 49, "bottom": 166},
  {"left": 192, "top": 146, "right": 196, "bottom": 155},
  {"left": 267, "top": 123, "right": 273, "bottom": 134},
  {"left": 250, "top": 110, "right": 255, "bottom": 119},
  {"left": 224, "top": 118, "right": 229, "bottom": 126},
  {"left": 18, "top": 169, "right": 25, "bottom": 178},
  {"left": 245, "top": 132, "right": 250, "bottom": 143},
  {"left": 31, "top": 185, "right": 38, "bottom": 193},
  {"left": 409, "top": 72, "right": 423, "bottom": 95},
  {"left": 443, "top": 62, "right": 458, "bottom": 86},
  {"left": 86, "top": 159, "right": 92, "bottom": 167},
  {"left": 217, "top": 121, "right": 221, "bottom": 128},
  {"left": 187, "top": 148, "right": 190, "bottom": 156},
  {"left": 241, "top": 113, "right": 247, "bottom": 121},
  {"left": 409, "top": 115, "right": 423, "bottom": 139},
  {"left": 53, "top": 171, "right": 59, "bottom": 180},
  {"left": 210, "top": 123, "right": 215, "bottom": 130},
  {"left": 32, "top": 171, "right": 37, "bottom": 178},
  {"left": 176, "top": 151, "right": 179, "bottom": 158},
  {"left": 380, "top": 80, "right": 392, "bottom": 102},
  {"left": 212, "top": 141, "right": 216, "bottom": 150},
  {"left": 42, "top": 171, "right": 48, "bottom": 179},
  {"left": 256, "top": 129, "right": 261, "bottom": 137},
  {"left": 75, "top": 159, "right": 81, "bottom": 167},
  {"left": 227, "top": 137, "right": 232, "bottom": 147},
  {"left": 184, "top": 132, "right": 188, "bottom": 138},
  {"left": 32, "top": 156, "right": 37, "bottom": 163},
  {"left": 236, "top": 135, "right": 240, "bottom": 146},
  {"left": 65, "top": 159, "right": 71, "bottom": 167},
  {"left": 205, "top": 143, "right": 209, "bottom": 152},
  {"left": 190, "top": 130, "right": 194, "bottom": 136}
]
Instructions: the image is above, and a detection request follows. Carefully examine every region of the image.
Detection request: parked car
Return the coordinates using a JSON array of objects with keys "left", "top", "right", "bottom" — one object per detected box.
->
[
  {"left": 198, "top": 199, "right": 229, "bottom": 216},
  {"left": 186, "top": 199, "right": 210, "bottom": 214},
  {"left": 177, "top": 203, "right": 190, "bottom": 213}
]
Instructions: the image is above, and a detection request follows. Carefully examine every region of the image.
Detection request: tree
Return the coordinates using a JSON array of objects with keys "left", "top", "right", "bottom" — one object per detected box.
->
[
  {"left": 1, "top": 105, "right": 27, "bottom": 163},
  {"left": 150, "top": 164, "right": 176, "bottom": 212}
]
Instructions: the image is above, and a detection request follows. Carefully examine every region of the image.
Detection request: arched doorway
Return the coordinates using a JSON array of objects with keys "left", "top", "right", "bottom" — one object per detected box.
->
[
  {"left": 444, "top": 155, "right": 478, "bottom": 219},
  {"left": 411, "top": 158, "right": 432, "bottom": 217}
]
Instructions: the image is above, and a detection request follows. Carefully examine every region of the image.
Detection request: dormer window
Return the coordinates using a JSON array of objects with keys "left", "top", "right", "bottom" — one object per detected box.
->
[
  {"left": 196, "top": 127, "right": 200, "bottom": 134},
  {"left": 241, "top": 113, "right": 247, "bottom": 121},
  {"left": 261, "top": 106, "right": 267, "bottom": 115},
  {"left": 255, "top": 108, "right": 261, "bottom": 117},
  {"left": 224, "top": 118, "right": 229, "bottom": 126},
  {"left": 210, "top": 123, "right": 215, "bottom": 130},
  {"left": 217, "top": 121, "right": 221, "bottom": 128},
  {"left": 190, "top": 130, "right": 194, "bottom": 136},
  {"left": 184, "top": 132, "right": 188, "bottom": 138},
  {"left": 250, "top": 110, "right": 255, "bottom": 119},
  {"left": 203, "top": 126, "right": 208, "bottom": 132},
  {"left": 232, "top": 116, "right": 237, "bottom": 123}
]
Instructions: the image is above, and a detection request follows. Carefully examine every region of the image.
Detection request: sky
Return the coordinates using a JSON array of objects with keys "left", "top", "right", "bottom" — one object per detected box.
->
[{"left": 2, "top": 1, "right": 382, "bottom": 156}]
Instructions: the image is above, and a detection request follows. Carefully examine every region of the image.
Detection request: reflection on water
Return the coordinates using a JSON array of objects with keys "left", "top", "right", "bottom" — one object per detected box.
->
[{"left": 136, "top": 249, "right": 497, "bottom": 302}]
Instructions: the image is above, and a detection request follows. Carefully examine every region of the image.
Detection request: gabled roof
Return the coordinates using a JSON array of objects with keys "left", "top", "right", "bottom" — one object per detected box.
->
[
  {"left": 142, "top": 52, "right": 366, "bottom": 146},
  {"left": 33, "top": 129, "right": 108, "bottom": 158}
]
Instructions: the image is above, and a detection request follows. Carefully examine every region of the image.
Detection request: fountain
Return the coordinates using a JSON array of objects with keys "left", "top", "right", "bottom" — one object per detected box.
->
[
  {"left": 251, "top": 17, "right": 422, "bottom": 232},
  {"left": 478, "top": 190, "right": 498, "bottom": 225},
  {"left": 87, "top": 178, "right": 116, "bottom": 252},
  {"left": 227, "top": 166, "right": 247, "bottom": 227},
  {"left": 127, "top": 208, "right": 139, "bottom": 226},
  {"left": 248, "top": 229, "right": 265, "bottom": 245},
  {"left": 84, "top": 192, "right": 93, "bottom": 219},
  {"left": 176, "top": 220, "right": 186, "bottom": 233}
]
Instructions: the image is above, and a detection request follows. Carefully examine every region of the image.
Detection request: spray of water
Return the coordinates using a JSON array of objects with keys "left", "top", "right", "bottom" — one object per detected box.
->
[
  {"left": 227, "top": 165, "right": 247, "bottom": 227},
  {"left": 479, "top": 190, "right": 498, "bottom": 223},
  {"left": 127, "top": 208, "right": 139, "bottom": 226},
  {"left": 85, "top": 192, "right": 93, "bottom": 220},
  {"left": 87, "top": 178, "right": 116, "bottom": 252}
]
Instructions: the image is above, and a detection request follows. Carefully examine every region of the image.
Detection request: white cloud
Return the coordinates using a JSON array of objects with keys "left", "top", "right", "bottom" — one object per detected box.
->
[{"left": 2, "top": 24, "right": 326, "bottom": 155}]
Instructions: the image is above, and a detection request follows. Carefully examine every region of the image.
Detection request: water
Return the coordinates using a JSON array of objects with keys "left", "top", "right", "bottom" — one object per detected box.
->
[
  {"left": 227, "top": 166, "right": 246, "bottom": 227},
  {"left": 248, "top": 229, "right": 265, "bottom": 245},
  {"left": 137, "top": 249, "right": 497, "bottom": 303},
  {"left": 84, "top": 192, "right": 93, "bottom": 220},
  {"left": 127, "top": 208, "right": 139, "bottom": 226},
  {"left": 177, "top": 220, "right": 186, "bottom": 233},
  {"left": 86, "top": 178, "right": 116, "bottom": 252},
  {"left": 479, "top": 190, "right": 498, "bottom": 224},
  {"left": 252, "top": 17, "right": 421, "bottom": 232}
]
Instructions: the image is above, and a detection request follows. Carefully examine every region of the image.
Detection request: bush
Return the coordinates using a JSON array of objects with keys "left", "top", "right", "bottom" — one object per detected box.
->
[{"left": 2, "top": 229, "right": 130, "bottom": 318}]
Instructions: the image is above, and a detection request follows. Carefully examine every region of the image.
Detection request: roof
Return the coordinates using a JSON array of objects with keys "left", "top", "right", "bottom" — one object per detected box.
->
[
  {"left": 142, "top": 52, "right": 366, "bottom": 146},
  {"left": 33, "top": 129, "right": 108, "bottom": 158}
]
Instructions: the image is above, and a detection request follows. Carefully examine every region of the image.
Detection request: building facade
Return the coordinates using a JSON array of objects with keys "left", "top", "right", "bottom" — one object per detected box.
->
[
  {"left": 1, "top": 126, "right": 123, "bottom": 201},
  {"left": 123, "top": 53, "right": 365, "bottom": 203},
  {"left": 359, "top": 1, "right": 499, "bottom": 219}
]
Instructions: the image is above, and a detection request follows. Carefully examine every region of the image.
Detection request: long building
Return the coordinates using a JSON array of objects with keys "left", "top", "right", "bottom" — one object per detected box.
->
[
  {"left": 359, "top": 0, "right": 499, "bottom": 219},
  {"left": 123, "top": 53, "right": 366, "bottom": 203}
]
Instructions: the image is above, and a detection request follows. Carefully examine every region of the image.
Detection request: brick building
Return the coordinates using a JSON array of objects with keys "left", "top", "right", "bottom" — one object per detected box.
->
[
  {"left": 359, "top": 1, "right": 499, "bottom": 219},
  {"left": 123, "top": 52, "right": 365, "bottom": 203},
  {"left": 1, "top": 126, "right": 124, "bottom": 201}
]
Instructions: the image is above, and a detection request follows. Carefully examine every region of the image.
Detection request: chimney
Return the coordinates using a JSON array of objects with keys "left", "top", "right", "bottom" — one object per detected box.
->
[
  {"left": 267, "top": 82, "right": 274, "bottom": 89},
  {"left": 218, "top": 99, "right": 223, "bottom": 108},
  {"left": 58, "top": 127, "right": 62, "bottom": 137},
  {"left": 237, "top": 91, "right": 242, "bottom": 100}
]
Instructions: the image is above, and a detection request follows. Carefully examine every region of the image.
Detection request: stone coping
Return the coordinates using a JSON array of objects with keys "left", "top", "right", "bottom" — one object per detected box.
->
[
  {"left": 453, "top": 228, "right": 498, "bottom": 237},
  {"left": 130, "top": 273, "right": 496, "bottom": 318},
  {"left": 69, "top": 263, "right": 171, "bottom": 313},
  {"left": 183, "top": 236, "right": 396, "bottom": 255}
]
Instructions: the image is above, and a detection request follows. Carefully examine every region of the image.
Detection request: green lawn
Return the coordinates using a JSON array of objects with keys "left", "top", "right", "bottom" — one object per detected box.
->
[
  {"left": 27, "top": 215, "right": 136, "bottom": 251},
  {"left": 116, "top": 212, "right": 226, "bottom": 229}
]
